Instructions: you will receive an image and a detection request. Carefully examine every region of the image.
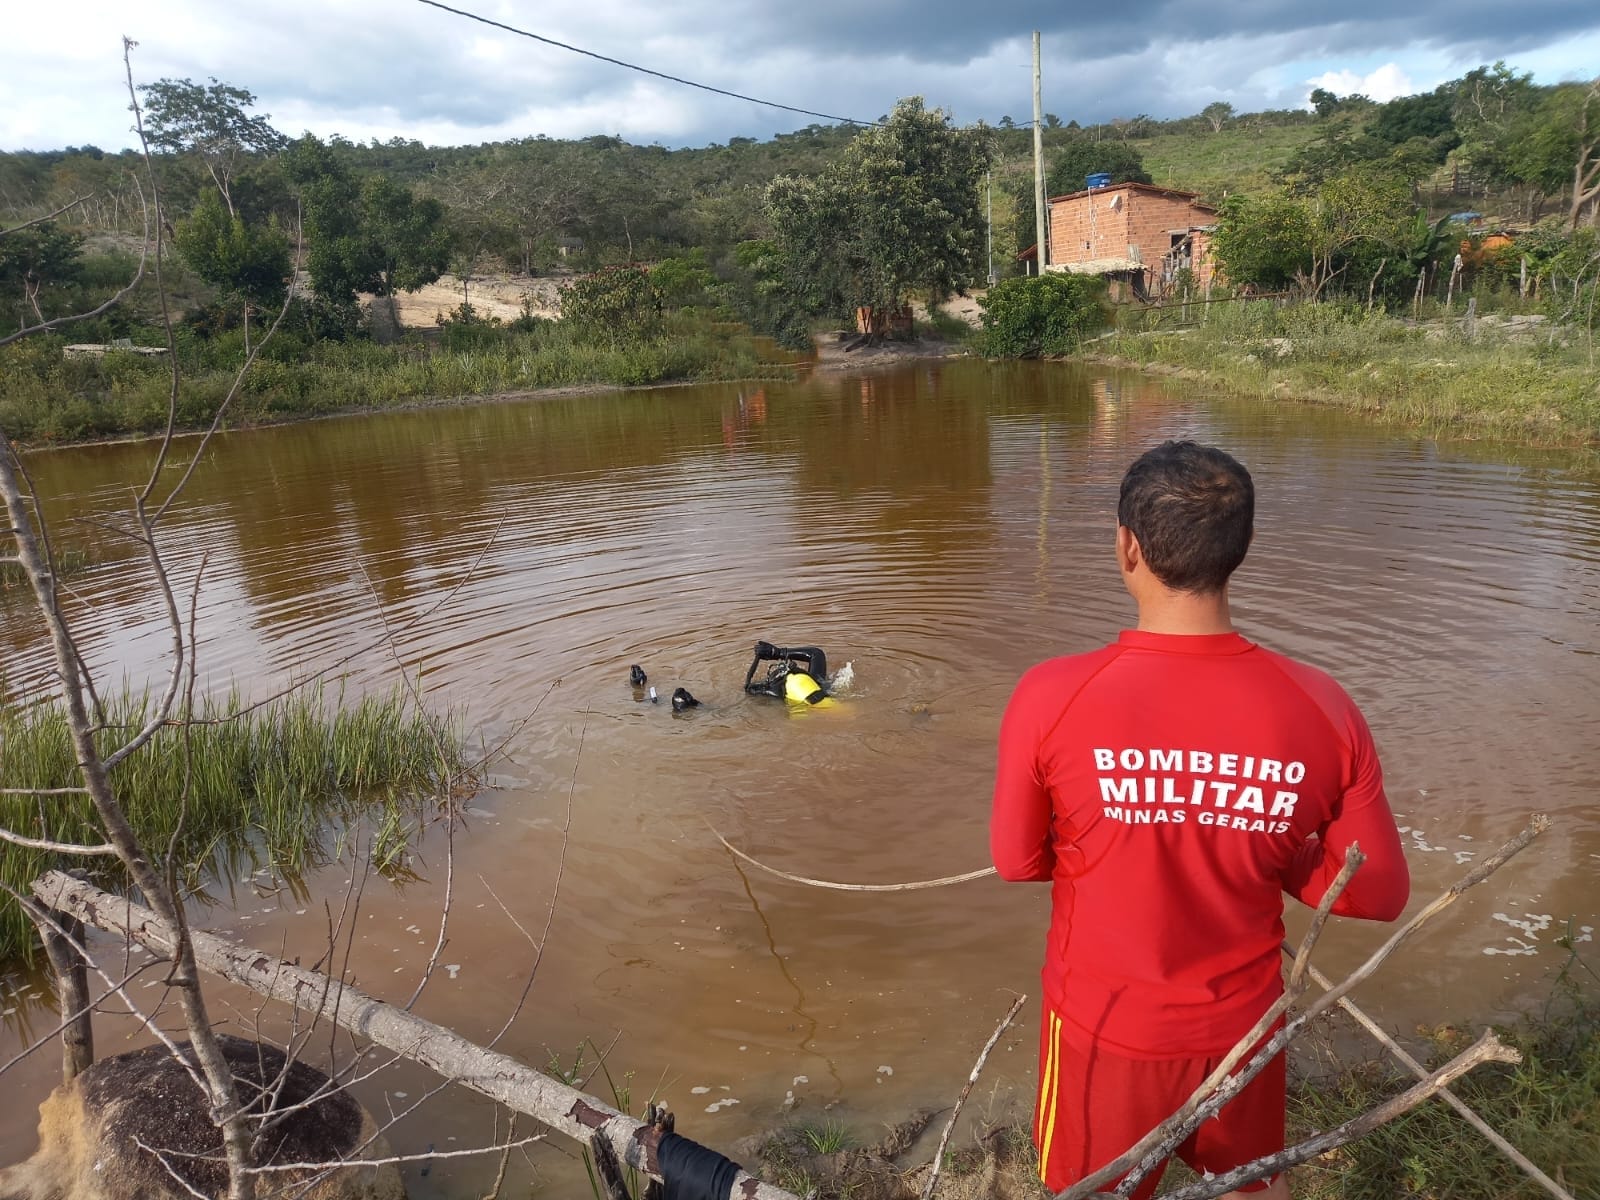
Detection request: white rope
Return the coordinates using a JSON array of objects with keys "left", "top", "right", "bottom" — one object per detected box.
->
[{"left": 711, "top": 826, "right": 997, "bottom": 892}]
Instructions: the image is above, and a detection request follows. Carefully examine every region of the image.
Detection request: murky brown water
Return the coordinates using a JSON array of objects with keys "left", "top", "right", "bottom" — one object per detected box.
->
[{"left": 3, "top": 362, "right": 1598, "bottom": 1196}]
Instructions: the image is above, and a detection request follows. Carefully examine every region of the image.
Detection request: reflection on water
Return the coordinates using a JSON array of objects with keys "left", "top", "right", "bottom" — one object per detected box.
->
[{"left": 3, "top": 362, "right": 1598, "bottom": 1195}]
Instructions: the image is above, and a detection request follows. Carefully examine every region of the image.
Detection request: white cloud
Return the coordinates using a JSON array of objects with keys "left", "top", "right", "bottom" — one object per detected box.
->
[{"left": 1304, "top": 63, "right": 1423, "bottom": 104}]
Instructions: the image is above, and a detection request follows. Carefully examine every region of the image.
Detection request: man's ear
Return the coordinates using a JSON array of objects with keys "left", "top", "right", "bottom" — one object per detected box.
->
[{"left": 1116, "top": 525, "right": 1141, "bottom": 575}]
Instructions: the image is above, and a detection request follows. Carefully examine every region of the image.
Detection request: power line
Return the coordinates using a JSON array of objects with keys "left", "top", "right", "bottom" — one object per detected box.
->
[{"left": 412, "top": 0, "right": 880, "bottom": 129}]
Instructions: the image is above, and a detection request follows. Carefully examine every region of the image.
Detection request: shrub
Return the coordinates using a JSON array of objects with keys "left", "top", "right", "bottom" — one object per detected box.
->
[
  {"left": 977, "top": 273, "right": 1109, "bottom": 357},
  {"left": 558, "top": 266, "right": 662, "bottom": 345}
]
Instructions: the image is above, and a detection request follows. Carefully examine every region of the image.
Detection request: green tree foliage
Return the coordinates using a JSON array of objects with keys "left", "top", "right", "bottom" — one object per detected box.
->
[
  {"left": 976, "top": 273, "right": 1108, "bottom": 357},
  {"left": 0, "top": 222, "right": 84, "bottom": 333},
  {"left": 648, "top": 251, "right": 717, "bottom": 310},
  {"left": 558, "top": 266, "right": 662, "bottom": 344},
  {"left": 285, "top": 136, "right": 449, "bottom": 314},
  {"left": 1369, "top": 88, "right": 1459, "bottom": 149},
  {"left": 1210, "top": 193, "right": 1314, "bottom": 290},
  {"left": 1213, "top": 170, "right": 1421, "bottom": 297},
  {"left": 174, "top": 190, "right": 290, "bottom": 312},
  {"left": 764, "top": 97, "right": 993, "bottom": 323},
  {"left": 1451, "top": 62, "right": 1540, "bottom": 186},
  {"left": 1310, "top": 169, "right": 1418, "bottom": 294},
  {"left": 1045, "top": 142, "right": 1152, "bottom": 196},
  {"left": 139, "top": 76, "right": 286, "bottom": 216},
  {"left": 1202, "top": 102, "right": 1235, "bottom": 133}
]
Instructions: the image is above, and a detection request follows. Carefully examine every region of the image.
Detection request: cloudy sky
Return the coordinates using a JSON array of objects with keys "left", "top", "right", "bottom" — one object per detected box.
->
[{"left": 4, "top": 0, "right": 1599, "bottom": 151}]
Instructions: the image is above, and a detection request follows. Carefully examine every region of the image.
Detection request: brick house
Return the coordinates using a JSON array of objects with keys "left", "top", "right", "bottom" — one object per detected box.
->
[{"left": 1021, "top": 181, "right": 1217, "bottom": 299}]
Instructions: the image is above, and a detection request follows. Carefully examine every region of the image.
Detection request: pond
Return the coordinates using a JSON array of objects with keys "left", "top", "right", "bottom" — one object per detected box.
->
[{"left": 2, "top": 361, "right": 1597, "bottom": 1196}]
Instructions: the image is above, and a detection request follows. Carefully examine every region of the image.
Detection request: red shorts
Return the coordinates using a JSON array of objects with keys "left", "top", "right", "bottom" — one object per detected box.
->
[{"left": 1034, "top": 1006, "right": 1285, "bottom": 1199}]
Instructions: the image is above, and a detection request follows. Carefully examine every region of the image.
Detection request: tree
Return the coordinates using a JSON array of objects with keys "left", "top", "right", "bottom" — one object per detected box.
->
[
  {"left": 0, "top": 220, "right": 83, "bottom": 333},
  {"left": 1309, "top": 88, "right": 1340, "bottom": 119},
  {"left": 1210, "top": 193, "right": 1315, "bottom": 291},
  {"left": 1309, "top": 169, "right": 1418, "bottom": 295},
  {"left": 1451, "top": 60, "right": 1540, "bottom": 186},
  {"left": 558, "top": 265, "right": 662, "bottom": 345},
  {"left": 976, "top": 273, "right": 1108, "bottom": 357},
  {"left": 1370, "top": 87, "right": 1459, "bottom": 149},
  {"left": 1045, "top": 142, "right": 1152, "bottom": 197},
  {"left": 1512, "top": 79, "right": 1600, "bottom": 229},
  {"left": 1202, "top": 102, "right": 1235, "bottom": 134},
  {"left": 174, "top": 190, "right": 290, "bottom": 351},
  {"left": 286, "top": 135, "right": 449, "bottom": 330},
  {"left": 765, "top": 97, "right": 992, "bottom": 330},
  {"left": 139, "top": 76, "right": 286, "bottom": 216}
]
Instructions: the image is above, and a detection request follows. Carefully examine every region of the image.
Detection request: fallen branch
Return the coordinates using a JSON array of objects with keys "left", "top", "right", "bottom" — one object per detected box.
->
[
  {"left": 1292, "top": 951, "right": 1575, "bottom": 1200},
  {"left": 921, "top": 993, "right": 1026, "bottom": 1200},
  {"left": 1155, "top": 1030, "right": 1521, "bottom": 1200},
  {"left": 31, "top": 870, "right": 802, "bottom": 1200}
]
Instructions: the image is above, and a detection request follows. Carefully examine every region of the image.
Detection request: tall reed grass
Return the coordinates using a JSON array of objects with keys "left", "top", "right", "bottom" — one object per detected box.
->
[
  {"left": 0, "top": 312, "right": 795, "bottom": 445},
  {"left": 0, "top": 686, "right": 463, "bottom": 964}
]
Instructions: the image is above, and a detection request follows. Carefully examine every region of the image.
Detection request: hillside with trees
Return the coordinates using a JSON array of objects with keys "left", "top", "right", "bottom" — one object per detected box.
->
[{"left": 0, "top": 60, "right": 1596, "bottom": 442}]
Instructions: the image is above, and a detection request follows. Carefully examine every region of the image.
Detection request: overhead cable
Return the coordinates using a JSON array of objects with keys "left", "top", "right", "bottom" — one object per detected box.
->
[{"left": 412, "top": 0, "right": 880, "bottom": 128}]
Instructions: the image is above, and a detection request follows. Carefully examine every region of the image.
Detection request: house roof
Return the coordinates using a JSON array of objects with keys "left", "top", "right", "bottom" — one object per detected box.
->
[
  {"left": 1048, "top": 181, "right": 1216, "bottom": 212},
  {"left": 1047, "top": 258, "right": 1146, "bottom": 276}
]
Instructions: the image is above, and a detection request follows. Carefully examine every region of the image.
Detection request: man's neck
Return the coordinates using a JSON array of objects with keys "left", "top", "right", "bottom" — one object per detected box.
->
[{"left": 1134, "top": 586, "right": 1235, "bottom": 636}]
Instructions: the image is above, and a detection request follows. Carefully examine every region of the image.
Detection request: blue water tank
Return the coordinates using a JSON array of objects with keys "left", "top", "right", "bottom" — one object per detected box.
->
[{"left": 1086, "top": 172, "right": 1112, "bottom": 190}]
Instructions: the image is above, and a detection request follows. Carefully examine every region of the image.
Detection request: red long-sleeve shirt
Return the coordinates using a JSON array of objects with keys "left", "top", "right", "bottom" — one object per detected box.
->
[{"left": 991, "top": 630, "right": 1409, "bottom": 1058}]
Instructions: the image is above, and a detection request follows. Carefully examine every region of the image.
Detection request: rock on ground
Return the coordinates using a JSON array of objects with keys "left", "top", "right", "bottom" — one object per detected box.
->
[{"left": 0, "top": 1035, "right": 405, "bottom": 1200}]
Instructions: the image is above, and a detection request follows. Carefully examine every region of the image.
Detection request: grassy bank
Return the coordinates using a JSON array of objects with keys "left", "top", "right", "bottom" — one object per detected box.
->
[
  {"left": 1086, "top": 301, "right": 1600, "bottom": 445},
  {"left": 737, "top": 976, "right": 1599, "bottom": 1199},
  {"left": 0, "top": 686, "right": 462, "bottom": 964},
  {"left": 0, "top": 312, "right": 793, "bottom": 446}
]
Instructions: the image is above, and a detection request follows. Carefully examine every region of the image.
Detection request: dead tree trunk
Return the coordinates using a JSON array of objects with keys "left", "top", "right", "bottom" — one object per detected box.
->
[
  {"left": 32, "top": 871, "right": 801, "bottom": 1200},
  {"left": 23, "top": 895, "right": 93, "bottom": 1081}
]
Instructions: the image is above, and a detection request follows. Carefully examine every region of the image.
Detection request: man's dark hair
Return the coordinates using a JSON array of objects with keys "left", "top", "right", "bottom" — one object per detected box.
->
[{"left": 1117, "top": 441, "right": 1254, "bottom": 593}]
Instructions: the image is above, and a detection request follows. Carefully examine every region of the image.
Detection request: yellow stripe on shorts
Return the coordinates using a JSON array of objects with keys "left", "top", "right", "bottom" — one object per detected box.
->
[{"left": 1037, "top": 1012, "right": 1062, "bottom": 1182}]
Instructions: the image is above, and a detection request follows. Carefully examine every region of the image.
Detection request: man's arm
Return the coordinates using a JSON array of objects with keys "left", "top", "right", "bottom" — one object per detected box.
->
[
  {"left": 991, "top": 673, "right": 1055, "bottom": 882},
  {"left": 1282, "top": 705, "right": 1409, "bottom": 920}
]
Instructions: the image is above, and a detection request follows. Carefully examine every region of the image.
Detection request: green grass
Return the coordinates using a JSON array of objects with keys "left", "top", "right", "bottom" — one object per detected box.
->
[
  {"left": 0, "top": 312, "right": 796, "bottom": 447},
  {"left": 0, "top": 684, "right": 463, "bottom": 965},
  {"left": 1288, "top": 959, "right": 1600, "bottom": 1200},
  {"left": 0, "top": 548, "right": 92, "bottom": 593},
  {"left": 1133, "top": 123, "right": 1322, "bottom": 202},
  {"left": 800, "top": 1118, "right": 857, "bottom": 1155},
  {"left": 1089, "top": 300, "right": 1600, "bottom": 444}
]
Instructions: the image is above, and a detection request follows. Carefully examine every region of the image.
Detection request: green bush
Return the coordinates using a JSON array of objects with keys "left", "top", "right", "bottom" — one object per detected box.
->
[
  {"left": 558, "top": 266, "right": 663, "bottom": 345},
  {"left": 977, "top": 273, "right": 1109, "bottom": 357}
]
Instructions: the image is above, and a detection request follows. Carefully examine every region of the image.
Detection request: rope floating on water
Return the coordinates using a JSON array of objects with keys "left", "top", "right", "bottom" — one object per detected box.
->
[{"left": 710, "top": 825, "right": 997, "bottom": 892}]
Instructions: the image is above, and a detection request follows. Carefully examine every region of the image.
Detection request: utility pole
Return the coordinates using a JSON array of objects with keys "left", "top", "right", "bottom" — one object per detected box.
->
[
  {"left": 986, "top": 169, "right": 995, "bottom": 285},
  {"left": 1033, "top": 30, "right": 1047, "bottom": 275}
]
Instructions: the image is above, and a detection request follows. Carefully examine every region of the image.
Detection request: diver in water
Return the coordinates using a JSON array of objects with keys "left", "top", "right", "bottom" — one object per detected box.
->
[{"left": 743, "top": 642, "right": 834, "bottom": 706}]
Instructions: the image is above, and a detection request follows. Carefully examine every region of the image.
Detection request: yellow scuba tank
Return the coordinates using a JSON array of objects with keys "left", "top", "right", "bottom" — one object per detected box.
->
[{"left": 782, "top": 670, "right": 834, "bottom": 707}]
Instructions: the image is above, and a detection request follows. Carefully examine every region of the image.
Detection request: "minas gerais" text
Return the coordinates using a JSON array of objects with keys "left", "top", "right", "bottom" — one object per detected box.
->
[{"left": 1093, "top": 747, "right": 1305, "bottom": 835}]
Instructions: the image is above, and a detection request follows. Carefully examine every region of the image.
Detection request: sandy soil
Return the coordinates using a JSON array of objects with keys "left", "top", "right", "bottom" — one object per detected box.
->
[{"left": 370, "top": 272, "right": 568, "bottom": 328}]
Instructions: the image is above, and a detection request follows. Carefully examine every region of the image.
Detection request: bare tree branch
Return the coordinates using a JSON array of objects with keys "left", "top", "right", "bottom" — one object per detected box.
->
[
  {"left": 0, "top": 180, "right": 149, "bottom": 350},
  {"left": 921, "top": 993, "right": 1027, "bottom": 1200},
  {"left": 1, "top": 195, "right": 93, "bottom": 236},
  {"left": 1155, "top": 1031, "right": 1521, "bottom": 1200},
  {"left": 0, "top": 827, "right": 117, "bottom": 855},
  {"left": 1063, "top": 815, "right": 1549, "bottom": 1200},
  {"left": 32, "top": 871, "right": 806, "bottom": 1200},
  {"left": 1295, "top": 952, "right": 1577, "bottom": 1200}
]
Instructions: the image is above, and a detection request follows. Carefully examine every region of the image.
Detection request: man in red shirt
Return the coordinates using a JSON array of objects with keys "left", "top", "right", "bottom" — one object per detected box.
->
[{"left": 991, "top": 441, "right": 1409, "bottom": 1200}]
